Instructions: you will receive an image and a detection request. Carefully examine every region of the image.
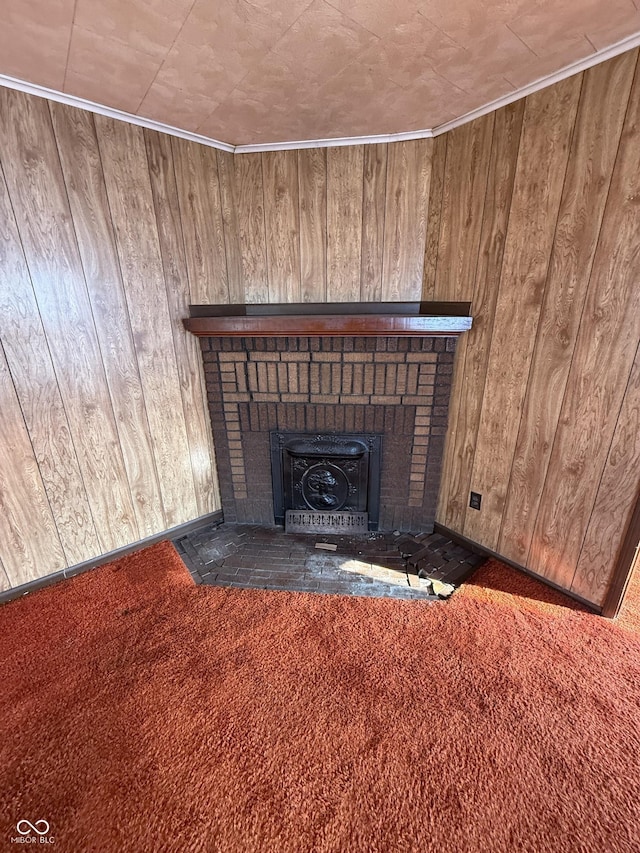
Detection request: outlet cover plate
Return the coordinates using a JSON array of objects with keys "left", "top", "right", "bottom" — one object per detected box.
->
[{"left": 469, "top": 491, "right": 482, "bottom": 510}]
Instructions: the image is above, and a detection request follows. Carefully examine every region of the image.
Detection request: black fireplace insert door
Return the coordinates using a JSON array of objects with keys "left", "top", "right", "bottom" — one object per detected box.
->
[{"left": 270, "top": 432, "right": 381, "bottom": 530}]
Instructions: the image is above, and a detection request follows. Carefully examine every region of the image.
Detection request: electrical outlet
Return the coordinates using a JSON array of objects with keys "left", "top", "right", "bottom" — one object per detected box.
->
[{"left": 469, "top": 491, "right": 482, "bottom": 510}]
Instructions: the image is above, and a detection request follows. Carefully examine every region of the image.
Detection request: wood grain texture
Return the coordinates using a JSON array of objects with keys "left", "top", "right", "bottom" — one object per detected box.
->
[
  {"left": 422, "top": 134, "right": 447, "bottom": 301},
  {"left": 431, "top": 117, "right": 494, "bottom": 302},
  {"left": 172, "top": 137, "right": 229, "bottom": 304},
  {"left": 145, "top": 128, "right": 220, "bottom": 517},
  {"left": 381, "top": 139, "right": 433, "bottom": 301},
  {"left": 0, "top": 89, "right": 138, "bottom": 554},
  {"left": 571, "top": 343, "right": 640, "bottom": 605},
  {"left": 234, "top": 153, "right": 269, "bottom": 303},
  {"left": 528, "top": 62, "right": 640, "bottom": 590},
  {"left": 0, "top": 558, "right": 9, "bottom": 593},
  {"left": 327, "top": 145, "right": 364, "bottom": 302},
  {"left": 50, "top": 101, "right": 165, "bottom": 540},
  {"left": 95, "top": 115, "right": 199, "bottom": 529},
  {"left": 216, "top": 149, "right": 244, "bottom": 304},
  {"left": 437, "top": 101, "right": 523, "bottom": 532},
  {"left": 498, "top": 51, "right": 637, "bottom": 565},
  {"left": 434, "top": 53, "right": 640, "bottom": 605},
  {"left": 0, "top": 152, "right": 100, "bottom": 566},
  {"left": 262, "top": 150, "right": 302, "bottom": 303},
  {"left": 298, "top": 147, "right": 327, "bottom": 302},
  {"left": 0, "top": 343, "right": 66, "bottom": 585},
  {"left": 463, "top": 75, "right": 582, "bottom": 550},
  {"left": 360, "top": 143, "right": 387, "bottom": 301}
]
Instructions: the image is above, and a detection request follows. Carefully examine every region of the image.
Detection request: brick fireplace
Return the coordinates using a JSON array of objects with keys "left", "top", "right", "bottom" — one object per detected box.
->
[{"left": 196, "top": 329, "right": 459, "bottom": 534}]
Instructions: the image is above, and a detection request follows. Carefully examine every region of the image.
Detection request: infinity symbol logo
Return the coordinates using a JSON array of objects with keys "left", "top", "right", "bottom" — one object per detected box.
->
[{"left": 16, "top": 820, "right": 50, "bottom": 836}]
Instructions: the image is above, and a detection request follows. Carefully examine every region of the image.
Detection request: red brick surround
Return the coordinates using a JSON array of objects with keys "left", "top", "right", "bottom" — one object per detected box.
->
[{"left": 200, "top": 335, "right": 456, "bottom": 533}]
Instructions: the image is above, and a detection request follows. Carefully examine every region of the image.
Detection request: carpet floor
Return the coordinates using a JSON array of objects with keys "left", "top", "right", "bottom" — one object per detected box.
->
[{"left": 1, "top": 541, "right": 639, "bottom": 852}]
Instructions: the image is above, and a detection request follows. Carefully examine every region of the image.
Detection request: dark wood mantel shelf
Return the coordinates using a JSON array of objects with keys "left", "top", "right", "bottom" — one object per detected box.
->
[{"left": 184, "top": 302, "right": 473, "bottom": 337}]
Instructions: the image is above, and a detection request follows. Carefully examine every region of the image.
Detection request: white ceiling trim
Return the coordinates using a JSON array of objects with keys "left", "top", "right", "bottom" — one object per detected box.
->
[
  {"left": 234, "top": 128, "right": 434, "bottom": 153},
  {"left": 0, "top": 30, "right": 638, "bottom": 154},
  {"left": 0, "top": 73, "right": 235, "bottom": 152},
  {"left": 432, "top": 29, "right": 640, "bottom": 137}
]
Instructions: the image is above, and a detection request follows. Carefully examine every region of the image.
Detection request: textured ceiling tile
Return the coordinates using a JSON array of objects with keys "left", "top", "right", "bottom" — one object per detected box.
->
[
  {"left": 139, "top": 81, "right": 221, "bottom": 132},
  {"left": 74, "top": 0, "right": 190, "bottom": 59},
  {"left": 232, "top": 52, "right": 324, "bottom": 109},
  {"left": 270, "top": 0, "right": 379, "bottom": 85},
  {"left": 153, "top": 41, "right": 241, "bottom": 99},
  {"left": 325, "top": 0, "right": 419, "bottom": 37},
  {"left": 177, "top": 0, "right": 282, "bottom": 56},
  {"left": 199, "top": 95, "right": 292, "bottom": 144},
  {"left": 382, "top": 71, "right": 469, "bottom": 122},
  {"left": 434, "top": 26, "right": 535, "bottom": 91},
  {"left": 509, "top": 0, "right": 637, "bottom": 56},
  {"left": 234, "top": 0, "right": 317, "bottom": 32},
  {"left": 0, "top": 0, "right": 639, "bottom": 145},
  {"left": 0, "top": 24, "right": 68, "bottom": 89},
  {"left": 504, "top": 38, "right": 595, "bottom": 88},
  {"left": 65, "top": 27, "right": 163, "bottom": 113},
  {"left": 350, "top": 14, "right": 465, "bottom": 90},
  {"left": 0, "top": 0, "right": 73, "bottom": 89},
  {"left": 416, "top": 0, "right": 530, "bottom": 48},
  {"left": 587, "top": 11, "right": 640, "bottom": 49}
]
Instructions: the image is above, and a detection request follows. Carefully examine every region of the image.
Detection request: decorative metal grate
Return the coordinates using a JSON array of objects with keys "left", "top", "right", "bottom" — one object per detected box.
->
[{"left": 270, "top": 432, "right": 381, "bottom": 532}]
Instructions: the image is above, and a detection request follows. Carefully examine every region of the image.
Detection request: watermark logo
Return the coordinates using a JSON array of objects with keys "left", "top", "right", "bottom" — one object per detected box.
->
[
  {"left": 17, "top": 822, "right": 49, "bottom": 836},
  {"left": 10, "top": 820, "right": 54, "bottom": 844}
]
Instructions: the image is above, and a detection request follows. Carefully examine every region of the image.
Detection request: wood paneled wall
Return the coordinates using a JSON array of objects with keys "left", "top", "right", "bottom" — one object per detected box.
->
[
  {"left": 0, "top": 89, "right": 433, "bottom": 589},
  {"left": 433, "top": 49, "right": 640, "bottom": 607},
  {"left": 0, "top": 89, "right": 220, "bottom": 588},
  {"left": 198, "top": 141, "right": 433, "bottom": 305},
  {"left": 2, "top": 50, "right": 639, "bottom": 606}
]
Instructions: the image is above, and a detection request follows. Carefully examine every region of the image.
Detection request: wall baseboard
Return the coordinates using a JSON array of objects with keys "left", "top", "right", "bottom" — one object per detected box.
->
[
  {"left": 0, "top": 510, "right": 224, "bottom": 606},
  {"left": 434, "top": 522, "right": 601, "bottom": 614}
]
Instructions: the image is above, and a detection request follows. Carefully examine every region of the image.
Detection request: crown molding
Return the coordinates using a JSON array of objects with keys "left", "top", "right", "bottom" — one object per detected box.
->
[
  {"left": 0, "top": 30, "right": 638, "bottom": 153},
  {"left": 0, "top": 73, "right": 235, "bottom": 152},
  {"left": 233, "top": 127, "right": 434, "bottom": 153},
  {"left": 433, "top": 30, "right": 640, "bottom": 137}
]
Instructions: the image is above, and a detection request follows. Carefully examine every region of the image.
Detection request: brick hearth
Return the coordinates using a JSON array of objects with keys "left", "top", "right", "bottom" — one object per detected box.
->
[{"left": 174, "top": 521, "right": 486, "bottom": 599}]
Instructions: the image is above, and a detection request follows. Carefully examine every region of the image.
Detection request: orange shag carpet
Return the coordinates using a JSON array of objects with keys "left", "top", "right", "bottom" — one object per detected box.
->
[{"left": 1, "top": 541, "right": 639, "bottom": 852}]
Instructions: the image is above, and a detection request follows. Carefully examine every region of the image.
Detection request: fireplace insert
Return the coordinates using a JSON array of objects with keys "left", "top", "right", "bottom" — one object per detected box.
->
[{"left": 270, "top": 432, "right": 382, "bottom": 532}]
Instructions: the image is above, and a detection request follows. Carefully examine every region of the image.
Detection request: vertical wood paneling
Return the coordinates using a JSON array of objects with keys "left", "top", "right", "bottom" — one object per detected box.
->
[
  {"left": 327, "top": 145, "right": 364, "bottom": 302},
  {"left": 234, "top": 153, "right": 269, "bottom": 303},
  {"left": 528, "top": 63, "right": 640, "bottom": 590},
  {"left": 0, "top": 90, "right": 138, "bottom": 554},
  {"left": 0, "top": 87, "right": 227, "bottom": 590},
  {"left": 422, "top": 134, "right": 447, "bottom": 301},
  {"left": 262, "top": 151, "right": 301, "bottom": 303},
  {"left": 463, "top": 75, "right": 582, "bottom": 549},
  {"left": 173, "top": 138, "right": 229, "bottom": 304},
  {"left": 298, "top": 147, "right": 327, "bottom": 302},
  {"left": 572, "top": 345, "right": 640, "bottom": 604},
  {"left": 360, "top": 143, "right": 387, "bottom": 301},
  {"left": 3, "top": 54, "right": 639, "bottom": 606},
  {"left": 498, "top": 52, "right": 637, "bottom": 565},
  {"left": 381, "top": 139, "right": 433, "bottom": 301},
  {"left": 0, "top": 157, "right": 100, "bottom": 565},
  {"left": 431, "top": 117, "right": 494, "bottom": 302},
  {"left": 95, "top": 116, "right": 199, "bottom": 529},
  {"left": 216, "top": 149, "right": 244, "bottom": 304},
  {"left": 436, "top": 51, "right": 640, "bottom": 605},
  {"left": 0, "top": 343, "right": 67, "bottom": 585},
  {"left": 50, "top": 102, "right": 165, "bottom": 540},
  {"left": 437, "top": 101, "right": 524, "bottom": 532},
  {"left": 145, "top": 129, "right": 220, "bottom": 518}
]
